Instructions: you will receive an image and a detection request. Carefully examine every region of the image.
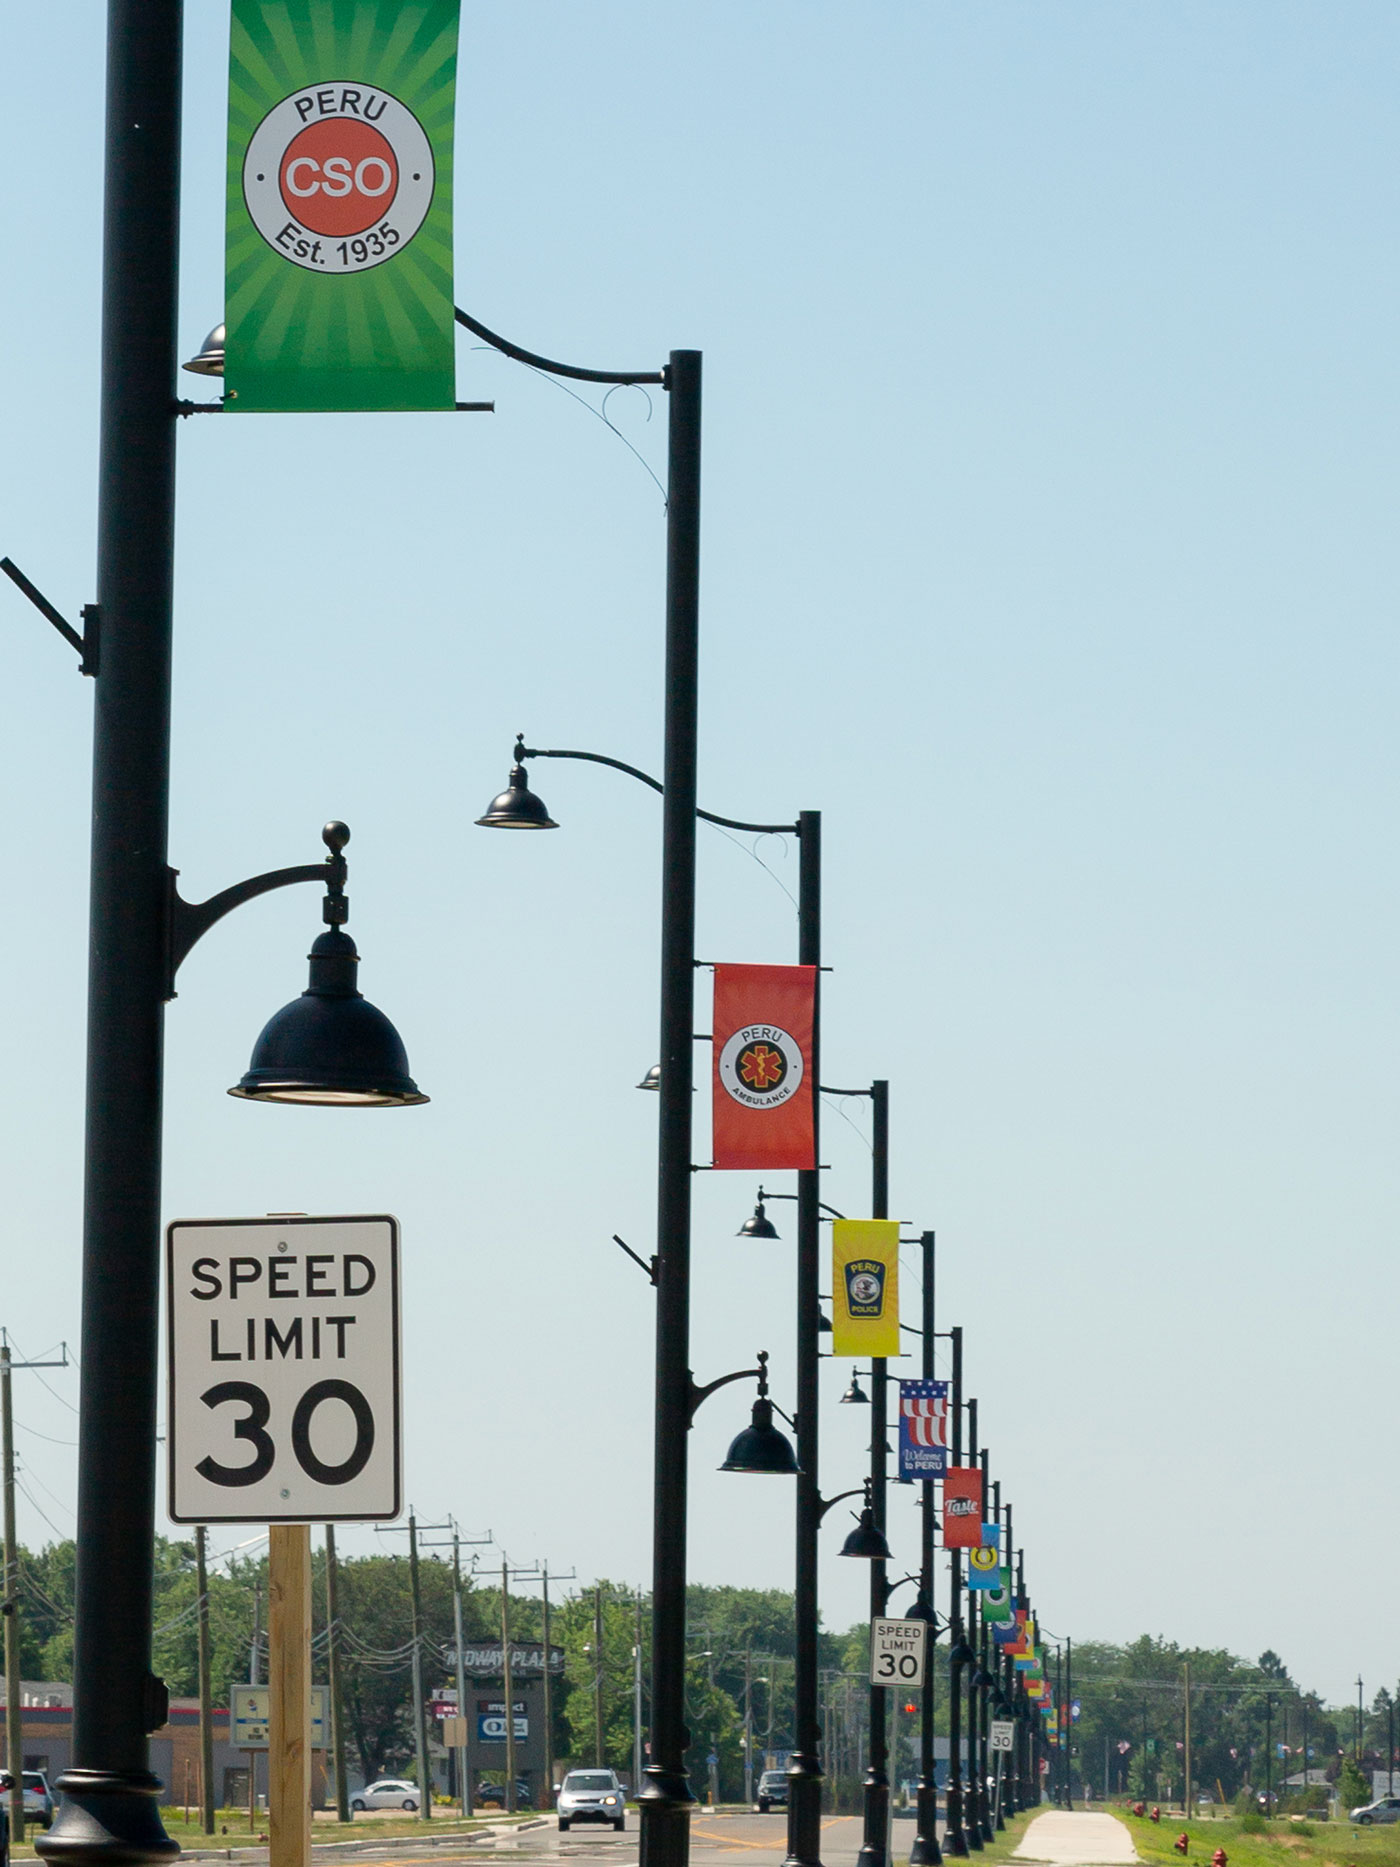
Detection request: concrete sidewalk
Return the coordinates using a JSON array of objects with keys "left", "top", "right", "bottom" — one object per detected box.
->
[{"left": 1014, "top": 1811, "right": 1137, "bottom": 1864}]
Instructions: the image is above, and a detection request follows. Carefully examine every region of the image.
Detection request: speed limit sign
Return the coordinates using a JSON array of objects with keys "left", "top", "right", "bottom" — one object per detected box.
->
[
  {"left": 167, "top": 1214, "right": 401, "bottom": 1523},
  {"left": 870, "top": 1617, "right": 926, "bottom": 1687}
]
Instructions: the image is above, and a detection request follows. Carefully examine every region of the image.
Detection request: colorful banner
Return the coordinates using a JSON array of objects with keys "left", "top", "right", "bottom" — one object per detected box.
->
[
  {"left": 941, "top": 1465, "right": 984, "bottom": 1547},
  {"left": 982, "top": 1571, "right": 1014, "bottom": 1622},
  {"left": 967, "top": 1544, "right": 1001, "bottom": 1589},
  {"left": 898, "top": 1379, "right": 948, "bottom": 1480},
  {"left": 226, "top": 0, "right": 459, "bottom": 411},
  {"left": 831, "top": 1220, "right": 900, "bottom": 1356},
  {"left": 711, "top": 964, "right": 817, "bottom": 1170}
]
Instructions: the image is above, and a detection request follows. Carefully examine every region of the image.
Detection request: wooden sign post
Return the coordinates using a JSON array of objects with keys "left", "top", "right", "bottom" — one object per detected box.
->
[{"left": 270, "top": 1525, "right": 312, "bottom": 1867}]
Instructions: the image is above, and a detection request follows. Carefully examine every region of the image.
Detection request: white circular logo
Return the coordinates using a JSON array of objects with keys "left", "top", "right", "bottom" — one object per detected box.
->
[
  {"left": 717, "top": 1024, "right": 804, "bottom": 1110},
  {"left": 242, "top": 83, "right": 435, "bottom": 274},
  {"left": 849, "top": 1272, "right": 881, "bottom": 1306}
]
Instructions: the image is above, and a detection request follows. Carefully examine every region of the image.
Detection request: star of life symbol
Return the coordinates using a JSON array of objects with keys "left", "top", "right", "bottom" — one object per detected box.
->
[
  {"left": 242, "top": 82, "right": 436, "bottom": 274},
  {"left": 718, "top": 1023, "right": 804, "bottom": 1110}
]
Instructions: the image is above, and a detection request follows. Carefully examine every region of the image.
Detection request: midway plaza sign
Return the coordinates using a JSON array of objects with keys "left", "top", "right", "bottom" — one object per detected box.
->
[{"left": 167, "top": 1214, "right": 401, "bottom": 1523}]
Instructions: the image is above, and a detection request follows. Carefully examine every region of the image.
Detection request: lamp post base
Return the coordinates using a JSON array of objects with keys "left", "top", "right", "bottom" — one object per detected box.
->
[
  {"left": 909, "top": 1784, "right": 943, "bottom": 1864},
  {"left": 37, "top": 1770, "right": 178, "bottom": 1867},
  {"left": 638, "top": 1764, "right": 694, "bottom": 1867},
  {"left": 942, "top": 1820, "right": 970, "bottom": 1859},
  {"left": 784, "top": 1756, "right": 824, "bottom": 1867}
]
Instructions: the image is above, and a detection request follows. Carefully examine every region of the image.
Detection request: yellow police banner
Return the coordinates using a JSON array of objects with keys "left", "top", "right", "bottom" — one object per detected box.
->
[{"left": 831, "top": 1220, "right": 900, "bottom": 1356}]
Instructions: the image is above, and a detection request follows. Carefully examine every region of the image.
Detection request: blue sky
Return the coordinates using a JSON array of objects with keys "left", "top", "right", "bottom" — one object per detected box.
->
[{"left": 1, "top": 2, "right": 1397, "bottom": 1709}]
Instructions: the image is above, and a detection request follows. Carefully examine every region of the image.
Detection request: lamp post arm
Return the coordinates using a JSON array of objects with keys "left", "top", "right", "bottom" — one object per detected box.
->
[
  {"left": 1, "top": 556, "right": 98, "bottom": 674},
  {"left": 455, "top": 307, "right": 665, "bottom": 388},
  {"left": 685, "top": 1365, "right": 762, "bottom": 1426},
  {"left": 165, "top": 824, "right": 350, "bottom": 999},
  {"left": 750, "top": 1187, "right": 847, "bottom": 1221},
  {"left": 517, "top": 741, "right": 798, "bottom": 837},
  {"left": 815, "top": 1487, "right": 865, "bottom": 1527},
  {"left": 612, "top": 1235, "right": 659, "bottom": 1285}
]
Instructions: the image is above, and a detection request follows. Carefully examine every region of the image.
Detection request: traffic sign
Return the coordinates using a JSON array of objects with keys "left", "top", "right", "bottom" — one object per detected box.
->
[
  {"left": 870, "top": 1617, "right": 926, "bottom": 1687},
  {"left": 231, "top": 1683, "right": 327, "bottom": 1749},
  {"left": 990, "top": 1720, "right": 1015, "bottom": 1753},
  {"left": 167, "top": 1214, "right": 402, "bottom": 1523}
]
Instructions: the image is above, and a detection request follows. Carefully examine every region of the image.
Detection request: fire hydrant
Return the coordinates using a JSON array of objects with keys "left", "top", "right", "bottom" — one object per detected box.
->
[
  {"left": 1151, "top": 1807, "right": 1162, "bottom": 1824},
  {"left": 1174, "top": 1833, "right": 1189, "bottom": 1855},
  {"left": 1132, "top": 1804, "right": 1146, "bottom": 1818},
  {"left": 1212, "top": 1848, "right": 1228, "bottom": 1867}
]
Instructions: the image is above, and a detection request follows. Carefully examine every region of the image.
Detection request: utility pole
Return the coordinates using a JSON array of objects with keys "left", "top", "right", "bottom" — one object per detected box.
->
[
  {"left": 407, "top": 1513, "right": 433, "bottom": 1820},
  {"left": 594, "top": 1587, "right": 605, "bottom": 1767},
  {"left": 251, "top": 1584, "right": 262, "bottom": 1685},
  {"left": 743, "top": 1648, "right": 753, "bottom": 1808},
  {"left": 1182, "top": 1661, "right": 1190, "bottom": 1818},
  {"left": 323, "top": 1528, "right": 349, "bottom": 1822},
  {"left": 535, "top": 1564, "right": 576, "bottom": 1807},
  {"left": 1357, "top": 1678, "right": 1365, "bottom": 1764},
  {"left": 502, "top": 1559, "right": 517, "bottom": 1814},
  {"left": 1, "top": 1336, "right": 66, "bottom": 1846},
  {"left": 450, "top": 1534, "right": 467, "bottom": 1817},
  {"left": 637, "top": 1598, "right": 647, "bottom": 1801},
  {"left": 195, "top": 1527, "right": 215, "bottom": 1834}
]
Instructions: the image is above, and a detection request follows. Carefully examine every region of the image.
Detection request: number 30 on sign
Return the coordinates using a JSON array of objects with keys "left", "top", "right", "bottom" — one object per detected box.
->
[
  {"left": 870, "top": 1617, "right": 927, "bottom": 1687},
  {"left": 167, "top": 1214, "right": 402, "bottom": 1523}
]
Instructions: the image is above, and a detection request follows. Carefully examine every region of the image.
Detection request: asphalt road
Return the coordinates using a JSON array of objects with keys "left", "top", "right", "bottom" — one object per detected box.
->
[{"left": 360, "top": 1809, "right": 867, "bottom": 1867}]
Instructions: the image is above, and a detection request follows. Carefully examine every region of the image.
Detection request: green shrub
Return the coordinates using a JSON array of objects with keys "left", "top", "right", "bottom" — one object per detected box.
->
[
  {"left": 1240, "top": 1809, "right": 1266, "bottom": 1833},
  {"left": 1291, "top": 1821, "right": 1315, "bottom": 1836}
]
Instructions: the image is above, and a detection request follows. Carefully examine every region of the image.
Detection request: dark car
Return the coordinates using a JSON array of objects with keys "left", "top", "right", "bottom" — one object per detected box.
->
[
  {"left": 756, "top": 1769, "right": 788, "bottom": 1813},
  {"left": 476, "top": 1780, "right": 532, "bottom": 1810}
]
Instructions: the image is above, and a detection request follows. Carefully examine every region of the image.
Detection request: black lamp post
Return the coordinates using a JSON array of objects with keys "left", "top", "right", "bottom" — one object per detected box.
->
[
  {"left": 909, "top": 1232, "right": 943, "bottom": 1867},
  {"left": 478, "top": 737, "right": 810, "bottom": 1867},
  {"left": 944, "top": 1326, "right": 969, "bottom": 1858},
  {"left": 10, "top": 9, "right": 427, "bottom": 1859}
]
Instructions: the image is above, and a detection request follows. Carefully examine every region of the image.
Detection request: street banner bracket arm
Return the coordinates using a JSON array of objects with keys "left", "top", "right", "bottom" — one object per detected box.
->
[
  {"left": 612, "top": 1235, "right": 658, "bottom": 1285},
  {"left": 455, "top": 307, "right": 665, "bottom": 387},
  {"left": 164, "top": 825, "right": 350, "bottom": 999},
  {"left": 0, "top": 556, "right": 99, "bottom": 674}
]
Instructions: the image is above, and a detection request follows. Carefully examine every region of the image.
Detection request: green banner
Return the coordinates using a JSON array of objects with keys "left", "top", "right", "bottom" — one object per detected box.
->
[{"left": 226, "top": 0, "right": 458, "bottom": 411}]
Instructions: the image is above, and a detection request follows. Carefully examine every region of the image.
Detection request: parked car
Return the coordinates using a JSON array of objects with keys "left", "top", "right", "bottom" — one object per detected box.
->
[
  {"left": 476, "top": 1781, "right": 532, "bottom": 1810},
  {"left": 23, "top": 1773, "right": 55, "bottom": 1829},
  {"left": 756, "top": 1769, "right": 789, "bottom": 1813},
  {"left": 1351, "top": 1797, "right": 1400, "bottom": 1825},
  {"left": 557, "top": 1768, "right": 626, "bottom": 1830},
  {"left": 0, "top": 1773, "right": 55, "bottom": 1829},
  {"left": 350, "top": 1779, "right": 419, "bottom": 1812}
]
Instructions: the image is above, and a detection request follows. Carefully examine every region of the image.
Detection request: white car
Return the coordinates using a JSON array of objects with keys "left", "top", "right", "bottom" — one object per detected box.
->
[
  {"left": 557, "top": 1768, "right": 626, "bottom": 1830},
  {"left": 351, "top": 1778, "right": 420, "bottom": 1812}
]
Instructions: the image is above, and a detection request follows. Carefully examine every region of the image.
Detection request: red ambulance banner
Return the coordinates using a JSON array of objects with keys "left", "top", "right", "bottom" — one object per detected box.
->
[
  {"left": 712, "top": 964, "right": 817, "bottom": 1171},
  {"left": 941, "top": 1465, "right": 985, "bottom": 1548}
]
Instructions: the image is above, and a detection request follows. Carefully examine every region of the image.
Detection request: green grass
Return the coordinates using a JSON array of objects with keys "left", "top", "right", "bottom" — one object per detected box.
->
[{"left": 1120, "top": 1807, "right": 1400, "bottom": 1867}]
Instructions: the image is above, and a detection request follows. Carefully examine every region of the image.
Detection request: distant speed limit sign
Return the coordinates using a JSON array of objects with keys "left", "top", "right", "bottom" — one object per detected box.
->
[
  {"left": 167, "top": 1214, "right": 401, "bottom": 1523},
  {"left": 991, "top": 1720, "right": 1015, "bottom": 1752},
  {"left": 870, "top": 1617, "right": 926, "bottom": 1687}
]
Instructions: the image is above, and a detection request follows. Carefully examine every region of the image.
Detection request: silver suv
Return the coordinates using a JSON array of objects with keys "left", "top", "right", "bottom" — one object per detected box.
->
[
  {"left": 1352, "top": 1797, "right": 1400, "bottom": 1825},
  {"left": 557, "top": 1768, "right": 625, "bottom": 1830}
]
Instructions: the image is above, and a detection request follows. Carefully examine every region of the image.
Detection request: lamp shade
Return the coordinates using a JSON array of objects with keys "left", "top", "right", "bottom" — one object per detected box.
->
[
  {"left": 737, "top": 1199, "right": 780, "bottom": 1241},
  {"left": 818, "top": 1307, "right": 833, "bottom": 1335},
  {"left": 636, "top": 1064, "right": 661, "bottom": 1091},
  {"left": 947, "top": 1636, "right": 976, "bottom": 1668},
  {"left": 840, "top": 1374, "right": 870, "bottom": 1405},
  {"left": 183, "top": 322, "right": 225, "bottom": 376},
  {"left": 720, "top": 1397, "right": 798, "bottom": 1476},
  {"left": 476, "top": 762, "right": 557, "bottom": 829},
  {"left": 838, "top": 1506, "right": 892, "bottom": 1561},
  {"left": 229, "top": 930, "right": 428, "bottom": 1106}
]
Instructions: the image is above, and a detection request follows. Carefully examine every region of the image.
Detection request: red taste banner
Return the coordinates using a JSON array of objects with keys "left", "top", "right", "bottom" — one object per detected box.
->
[
  {"left": 712, "top": 964, "right": 816, "bottom": 1171},
  {"left": 941, "top": 1465, "right": 984, "bottom": 1548}
]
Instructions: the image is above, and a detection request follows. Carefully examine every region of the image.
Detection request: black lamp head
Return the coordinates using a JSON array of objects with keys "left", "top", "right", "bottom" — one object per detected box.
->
[
  {"left": 840, "top": 1373, "right": 870, "bottom": 1406},
  {"left": 229, "top": 823, "right": 427, "bottom": 1107},
  {"left": 818, "top": 1306, "right": 833, "bottom": 1334},
  {"left": 838, "top": 1503, "right": 892, "bottom": 1562},
  {"left": 720, "top": 1397, "right": 798, "bottom": 1476},
  {"left": 183, "top": 321, "right": 225, "bottom": 376},
  {"left": 476, "top": 748, "right": 557, "bottom": 830},
  {"left": 720, "top": 1351, "right": 798, "bottom": 1476},
  {"left": 948, "top": 1636, "right": 976, "bottom": 1668},
  {"left": 636, "top": 1063, "right": 661, "bottom": 1092},
  {"left": 738, "top": 1190, "right": 780, "bottom": 1240}
]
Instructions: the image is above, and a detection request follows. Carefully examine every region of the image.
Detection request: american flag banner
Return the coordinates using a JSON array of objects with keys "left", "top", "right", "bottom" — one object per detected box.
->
[{"left": 897, "top": 1379, "right": 949, "bottom": 1482}]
